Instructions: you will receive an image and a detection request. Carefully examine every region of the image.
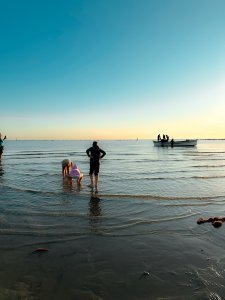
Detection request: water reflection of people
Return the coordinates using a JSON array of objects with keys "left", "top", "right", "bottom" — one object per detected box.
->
[
  {"left": 62, "top": 175, "right": 82, "bottom": 193},
  {"left": 89, "top": 195, "right": 102, "bottom": 232},
  {"left": 89, "top": 195, "right": 102, "bottom": 217}
]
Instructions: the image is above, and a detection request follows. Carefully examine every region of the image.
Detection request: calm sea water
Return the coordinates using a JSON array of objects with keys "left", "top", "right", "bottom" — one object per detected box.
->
[{"left": 1, "top": 140, "right": 225, "bottom": 299}]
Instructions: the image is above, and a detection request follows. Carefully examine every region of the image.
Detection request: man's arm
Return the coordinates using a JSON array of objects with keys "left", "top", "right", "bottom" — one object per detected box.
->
[
  {"left": 86, "top": 147, "right": 91, "bottom": 157},
  {"left": 100, "top": 149, "right": 106, "bottom": 159}
]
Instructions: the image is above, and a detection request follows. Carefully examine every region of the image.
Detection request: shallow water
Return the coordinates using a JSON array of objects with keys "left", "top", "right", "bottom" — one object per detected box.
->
[{"left": 1, "top": 140, "right": 225, "bottom": 299}]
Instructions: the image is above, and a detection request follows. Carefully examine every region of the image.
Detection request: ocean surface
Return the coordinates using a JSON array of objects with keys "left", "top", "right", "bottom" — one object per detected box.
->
[{"left": 1, "top": 139, "right": 225, "bottom": 299}]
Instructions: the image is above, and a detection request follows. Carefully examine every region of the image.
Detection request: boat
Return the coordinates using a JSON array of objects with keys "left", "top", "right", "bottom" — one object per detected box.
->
[{"left": 153, "top": 139, "right": 197, "bottom": 147}]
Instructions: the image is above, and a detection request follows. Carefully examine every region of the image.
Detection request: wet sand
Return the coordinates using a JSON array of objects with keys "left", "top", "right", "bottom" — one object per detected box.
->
[{"left": 1, "top": 194, "right": 225, "bottom": 299}]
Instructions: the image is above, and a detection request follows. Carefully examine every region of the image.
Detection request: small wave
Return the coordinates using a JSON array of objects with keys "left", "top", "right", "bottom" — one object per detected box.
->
[
  {"left": 2, "top": 184, "right": 225, "bottom": 201},
  {"left": 1, "top": 184, "right": 62, "bottom": 196},
  {"left": 5, "top": 152, "right": 87, "bottom": 159},
  {"left": 192, "top": 151, "right": 225, "bottom": 154},
  {"left": 164, "top": 201, "right": 225, "bottom": 207},
  {"left": 192, "top": 165, "right": 225, "bottom": 168},
  {"left": 192, "top": 175, "right": 225, "bottom": 179},
  {"left": 89, "top": 193, "right": 225, "bottom": 201},
  {"left": 36, "top": 173, "right": 59, "bottom": 177},
  {"left": 0, "top": 229, "right": 87, "bottom": 238},
  {"left": 2, "top": 209, "right": 88, "bottom": 218},
  {"left": 136, "top": 176, "right": 196, "bottom": 180},
  {"left": 193, "top": 158, "right": 225, "bottom": 161},
  {"left": 142, "top": 175, "right": 225, "bottom": 180},
  {"left": 0, "top": 236, "right": 87, "bottom": 251},
  {"left": 106, "top": 212, "right": 198, "bottom": 231},
  {"left": 114, "top": 153, "right": 142, "bottom": 156}
]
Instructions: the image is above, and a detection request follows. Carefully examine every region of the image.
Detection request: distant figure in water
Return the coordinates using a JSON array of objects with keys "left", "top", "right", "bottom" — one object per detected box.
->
[
  {"left": 0, "top": 133, "right": 6, "bottom": 160},
  {"left": 66, "top": 163, "right": 84, "bottom": 185},
  {"left": 171, "top": 139, "right": 174, "bottom": 147},
  {"left": 62, "top": 159, "right": 72, "bottom": 177},
  {"left": 86, "top": 141, "right": 106, "bottom": 192},
  {"left": 157, "top": 134, "right": 161, "bottom": 141}
]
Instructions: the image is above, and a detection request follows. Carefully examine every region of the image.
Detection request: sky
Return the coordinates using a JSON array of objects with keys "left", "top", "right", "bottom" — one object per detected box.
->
[{"left": 0, "top": 0, "right": 225, "bottom": 140}]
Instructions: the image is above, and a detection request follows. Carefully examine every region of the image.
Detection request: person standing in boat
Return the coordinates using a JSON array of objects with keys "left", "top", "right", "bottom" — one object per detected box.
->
[
  {"left": 157, "top": 134, "right": 161, "bottom": 141},
  {"left": 86, "top": 141, "right": 106, "bottom": 192},
  {"left": 0, "top": 133, "right": 7, "bottom": 160}
]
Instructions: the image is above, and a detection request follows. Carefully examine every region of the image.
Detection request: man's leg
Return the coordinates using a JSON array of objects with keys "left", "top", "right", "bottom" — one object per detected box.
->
[
  {"left": 89, "top": 174, "right": 94, "bottom": 187},
  {"left": 94, "top": 175, "right": 99, "bottom": 192}
]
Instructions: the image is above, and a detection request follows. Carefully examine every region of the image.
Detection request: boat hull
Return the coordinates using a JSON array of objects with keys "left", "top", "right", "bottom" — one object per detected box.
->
[{"left": 153, "top": 139, "right": 197, "bottom": 147}]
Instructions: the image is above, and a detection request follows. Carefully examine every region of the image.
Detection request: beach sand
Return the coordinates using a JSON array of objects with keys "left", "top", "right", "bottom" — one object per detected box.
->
[{"left": 0, "top": 193, "right": 225, "bottom": 299}]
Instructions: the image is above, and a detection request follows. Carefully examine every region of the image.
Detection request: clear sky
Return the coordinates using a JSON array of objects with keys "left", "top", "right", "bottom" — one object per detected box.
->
[{"left": 1, "top": 0, "right": 225, "bottom": 140}]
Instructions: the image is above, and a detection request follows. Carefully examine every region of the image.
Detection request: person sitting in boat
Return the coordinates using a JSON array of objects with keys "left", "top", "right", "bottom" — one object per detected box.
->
[
  {"left": 160, "top": 134, "right": 168, "bottom": 144},
  {"left": 157, "top": 134, "right": 161, "bottom": 141},
  {"left": 166, "top": 135, "right": 169, "bottom": 141}
]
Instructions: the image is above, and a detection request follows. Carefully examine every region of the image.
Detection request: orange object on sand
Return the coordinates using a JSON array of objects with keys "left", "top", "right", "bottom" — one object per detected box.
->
[{"left": 33, "top": 248, "right": 49, "bottom": 253}]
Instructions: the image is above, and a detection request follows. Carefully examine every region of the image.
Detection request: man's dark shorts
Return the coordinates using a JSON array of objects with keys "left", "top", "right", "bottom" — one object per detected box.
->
[{"left": 89, "top": 161, "right": 100, "bottom": 176}]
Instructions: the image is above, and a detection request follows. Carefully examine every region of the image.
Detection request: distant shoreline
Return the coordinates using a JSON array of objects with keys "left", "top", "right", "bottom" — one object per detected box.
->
[
  {"left": 199, "top": 138, "right": 225, "bottom": 140},
  {"left": 5, "top": 138, "right": 225, "bottom": 141}
]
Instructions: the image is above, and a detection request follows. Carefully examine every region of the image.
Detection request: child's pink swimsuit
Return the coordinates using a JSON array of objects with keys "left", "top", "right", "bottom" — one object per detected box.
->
[{"left": 69, "top": 164, "right": 81, "bottom": 178}]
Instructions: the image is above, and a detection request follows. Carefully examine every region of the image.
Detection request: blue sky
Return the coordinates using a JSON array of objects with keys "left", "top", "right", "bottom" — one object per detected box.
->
[{"left": 1, "top": 0, "right": 225, "bottom": 139}]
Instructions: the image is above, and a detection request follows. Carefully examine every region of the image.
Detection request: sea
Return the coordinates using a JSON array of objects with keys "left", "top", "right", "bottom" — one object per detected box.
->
[{"left": 1, "top": 139, "right": 225, "bottom": 299}]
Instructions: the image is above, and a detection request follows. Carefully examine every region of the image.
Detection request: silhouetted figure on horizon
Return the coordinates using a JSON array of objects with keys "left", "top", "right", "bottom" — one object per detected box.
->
[{"left": 0, "top": 133, "right": 7, "bottom": 160}]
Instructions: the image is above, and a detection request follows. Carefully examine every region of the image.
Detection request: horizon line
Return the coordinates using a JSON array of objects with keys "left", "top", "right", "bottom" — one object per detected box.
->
[{"left": 4, "top": 138, "right": 225, "bottom": 141}]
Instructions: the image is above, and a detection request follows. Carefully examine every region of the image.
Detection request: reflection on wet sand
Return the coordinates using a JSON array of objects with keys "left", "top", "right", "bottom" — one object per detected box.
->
[
  {"left": 62, "top": 177, "right": 82, "bottom": 193},
  {"left": 89, "top": 194, "right": 102, "bottom": 232},
  {"left": 89, "top": 195, "right": 102, "bottom": 217}
]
